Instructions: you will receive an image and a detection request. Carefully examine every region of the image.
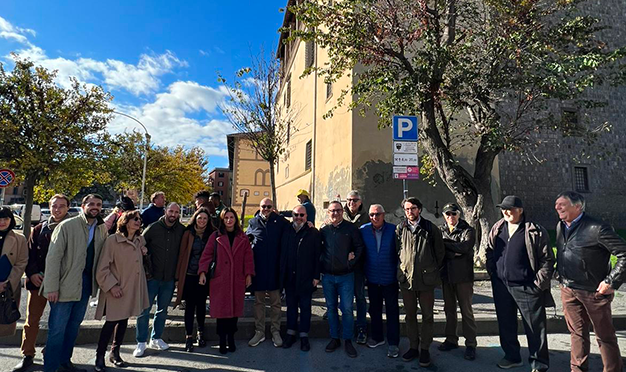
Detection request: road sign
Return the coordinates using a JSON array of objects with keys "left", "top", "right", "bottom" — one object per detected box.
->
[
  {"left": 393, "top": 141, "right": 418, "bottom": 154},
  {"left": 0, "top": 169, "right": 15, "bottom": 188},
  {"left": 393, "top": 115, "right": 418, "bottom": 141},
  {"left": 393, "top": 154, "right": 419, "bottom": 166}
]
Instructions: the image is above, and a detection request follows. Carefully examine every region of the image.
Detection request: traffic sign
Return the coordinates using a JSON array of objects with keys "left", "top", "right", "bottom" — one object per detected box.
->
[
  {"left": 393, "top": 115, "right": 418, "bottom": 141},
  {"left": 0, "top": 169, "right": 15, "bottom": 188},
  {"left": 393, "top": 141, "right": 418, "bottom": 154},
  {"left": 393, "top": 154, "right": 419, "bottom": 166}
]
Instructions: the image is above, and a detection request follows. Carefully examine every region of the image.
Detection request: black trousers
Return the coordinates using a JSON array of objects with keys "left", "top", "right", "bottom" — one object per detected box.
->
[
  {"left": 285, "top": 287, "right": 313, "bottom": 336},
  {"left": 182, "top": 274, "right": 208, "bottom": 336},
  {"left": 96, "top": 319, "right": 128, "bottom": 356},
  {"left": 368, "top": 282, "right": 400, "bottom": 346},
  {"left": 492, "top": 277, "right": 549, "bottom": 371},
  {"left": 216, "top": 317, "right": 239, "bottom": 336}
]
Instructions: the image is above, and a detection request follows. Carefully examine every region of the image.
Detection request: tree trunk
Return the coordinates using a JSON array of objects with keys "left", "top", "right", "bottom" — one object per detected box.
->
[
  {"left": 269, "top": 160, "right": 277, "bottom": 206},
  {"left": 22, "top": 174, "right": 36, "bottom": 241}
]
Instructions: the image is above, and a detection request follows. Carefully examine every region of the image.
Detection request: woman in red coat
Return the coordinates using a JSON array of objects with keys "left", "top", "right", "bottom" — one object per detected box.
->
[{"left": 199, "top": 207, "right": 254, "bottom": 354}]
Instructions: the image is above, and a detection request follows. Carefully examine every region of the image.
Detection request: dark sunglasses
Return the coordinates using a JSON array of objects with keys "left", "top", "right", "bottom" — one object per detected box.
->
[
  {"left": 369, "top": 213, "right": 382, "bottom": 217},
  {"left": 293, "top": 213, "right": 305, "bottom": 217},
  {"left": 261, "top": 205, "right": 273, "bottom": 209},
  {"left": 133, "top": 216, "right": 142, "bottom": 221},
  {"left": 328, "top": 209, "right": 343, "bottom": 213},
  {"left": 445, "top": 211, "right": 459, "bottom": 216},
  {"left": 347, "top": 198, "right": 360, "bottom": 202}
]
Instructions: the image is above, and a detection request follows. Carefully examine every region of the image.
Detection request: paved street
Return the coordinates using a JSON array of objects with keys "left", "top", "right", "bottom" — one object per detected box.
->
[{"left": 1, "top": 332, "right": 624, "bottom": 372}]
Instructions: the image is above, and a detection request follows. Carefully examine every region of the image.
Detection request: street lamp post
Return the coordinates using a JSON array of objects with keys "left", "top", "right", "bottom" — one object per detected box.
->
[{"left": 113, "top": 111, "right": 151, "bottom": 210}]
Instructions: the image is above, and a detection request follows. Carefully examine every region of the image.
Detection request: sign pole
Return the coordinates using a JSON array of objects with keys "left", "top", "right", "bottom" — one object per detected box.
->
[
  {"left": 402, "top": 179, "right": 408, "bottom": 199},
  {"left": 0, "top": 187, "right": 5, "bottom": 205}
]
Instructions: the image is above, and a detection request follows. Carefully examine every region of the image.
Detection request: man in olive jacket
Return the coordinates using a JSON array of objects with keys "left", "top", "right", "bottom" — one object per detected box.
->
[
  {"left": 134, "top": 203, "right": 185, "bottom": 357},
  {"left": 486, "top": 195, "right": 554, "bottom": 372},
  {"left": 396, "top": 197, "right": 444, "bottom": 368},
  {"left": 42, "top": 194, "right": 107, "bottom": 372},
  {"left": 555, "top": 191, "right": 625, "bottom": 372},
  {"left": 438, "top": 203, "right": 478, "bottom": 361}
]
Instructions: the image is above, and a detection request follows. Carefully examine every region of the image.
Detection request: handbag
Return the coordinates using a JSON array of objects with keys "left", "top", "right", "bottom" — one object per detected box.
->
[
  {"left": 208, "top": 235, "right": 218, "bottom": 279},
  {"left": 0, "top": 284, "right": 20, "bottom": 325}
]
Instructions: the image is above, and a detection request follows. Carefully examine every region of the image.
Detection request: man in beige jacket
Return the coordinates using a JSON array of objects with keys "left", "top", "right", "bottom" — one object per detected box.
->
[{"left": 42, "top": 194, "right": 107, "bottom": 372}]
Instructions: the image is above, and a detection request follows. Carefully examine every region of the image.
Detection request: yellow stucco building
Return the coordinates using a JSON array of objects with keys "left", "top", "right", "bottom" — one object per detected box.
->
[{"left": 227, "top": 133, "right": 272, "bottom": 218}]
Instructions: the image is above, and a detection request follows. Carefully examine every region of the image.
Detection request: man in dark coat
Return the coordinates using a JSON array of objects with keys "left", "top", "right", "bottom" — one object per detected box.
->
[
  {"left": 13, "top": 194, "right": 70, "bottom": 372},
  {"left": 555, "top": 191, "right": 625, "bottom": 372},
  {"left": 279, "top": 205, "right": 321, "bottom": 352},
  {"left": 438, "top": 203, "right": 477, "bottom": 361},
  {"left": 141, "top": 191, "right": 165, "bottom": 227},
  {"left": 246, "top": 198, "right": 289, "bottom": 348}
]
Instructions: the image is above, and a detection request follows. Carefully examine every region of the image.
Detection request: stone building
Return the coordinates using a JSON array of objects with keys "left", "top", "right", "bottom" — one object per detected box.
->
[
  {"left": 274, "top": 0, "right": 626, "bottom": 229},
  {"left": 227, "top": 133, "right": 272, "bottom": 218},
  {"left": 208, "top": 167, "right": 232, "bottom": 206}
]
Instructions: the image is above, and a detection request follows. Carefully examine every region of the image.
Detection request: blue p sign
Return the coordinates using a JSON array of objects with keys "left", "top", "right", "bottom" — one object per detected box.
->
[{"left": 393, "top": 115, "right": 418, "bottom": 141}]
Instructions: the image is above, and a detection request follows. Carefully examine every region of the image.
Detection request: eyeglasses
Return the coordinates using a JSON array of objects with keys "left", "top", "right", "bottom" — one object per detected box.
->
[
  {"left": 404, "top": 206, "right": 419, "bottom": 212},
  {"left": 133, "top": 216, "right": 142, "bottom": 222},
  {"left": 293, "top": 213, "right": 305, "bottom": 217},
  {"left": 444, "top": 211, "right": 459, "bottom": 216},
  {"left": 261, "top": 205, "right": 273, "bottom": 210},
  {"left": 369, "top": 213, "right": 382, "bottom": 217},
  {"left": 328, "top": 209, "right": 343, "bottom": 214},
  {"left": 347, "top": 198, "right": 360, "bottom": 202}
]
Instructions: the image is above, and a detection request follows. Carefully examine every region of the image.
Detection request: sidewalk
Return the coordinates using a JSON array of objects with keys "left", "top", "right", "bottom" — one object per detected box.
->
[{"left": 2, "top": 278, "right": 625, "bottom": 346}]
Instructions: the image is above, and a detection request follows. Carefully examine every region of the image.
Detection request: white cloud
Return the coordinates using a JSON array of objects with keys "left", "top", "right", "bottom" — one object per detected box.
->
[{"left": 0, "top": 17, "right": 36, "bottom": 45}]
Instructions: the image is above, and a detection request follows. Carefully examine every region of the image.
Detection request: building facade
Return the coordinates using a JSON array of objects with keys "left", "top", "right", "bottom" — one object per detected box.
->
[
  {"left": 208, "top": 167, "right": 232, "bottom": 206},
  {"left": 227, "top": 133, "right": 272, "bottom": 218},
  {"left": 275, "top": 0, "right": 626, "bottom": 229}
]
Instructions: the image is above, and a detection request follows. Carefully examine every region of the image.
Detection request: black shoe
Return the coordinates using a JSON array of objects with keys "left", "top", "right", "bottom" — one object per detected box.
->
[
  {"left": 283, "top": 334, "right": 296, "bottom": 349},
  {"left": 219, "top": 336, "right": 227, "bottom": 354},
  {"left": 419, "top": 349, "right": 431, "bottom": 367},
  {"left": 197, "top": 332, "right": 206, "bottom": 348},
  {"left": 402, "top": 348, "right": 419, "bottom": 362},
  {"left": 94, "top": 355, "right": 106, "bottom": 372},
  {"left": 59, "top": 362, "right": 87, "bottom": 372},
  {"left": 325, "top": 338, "right": 341, "bottom": 352},
  {"left": 227, "top": 334, "right": 236, "bottom": 353},
  {"left": 438, "top": 341, "right": 459, "bottom": 351},
  {"left": 356, "top": 328, "right": 367, "bottom": 345},
  {"left": 464, "top": 346, "right": 476, "bottom": 361},
  {"left": 108, "top": 347, "right": 127, "bottom": 368},
  {"left": 344, "top": 340, "right": 357, "bottom": 358},
  {"left": 300, "top": 337, "right": 311, "bottom": 352},
  {"left": 12, "top": 356, "right": 34, "bottom": 372},
  {"left": 185, "top": 337, "right": 195, "bottom": 352}
]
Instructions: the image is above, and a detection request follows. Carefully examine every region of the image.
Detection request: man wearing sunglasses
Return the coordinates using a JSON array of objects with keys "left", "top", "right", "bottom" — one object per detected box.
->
[
  {"left": 320, "top": 201, "right": 365, "bottom": 358},
  {"left": 437, "top": 203, "right": 477, "bottom": 361},
  {"left": 359, "top": 204, "right": 400, "bottom": 358},
  {"left": 246, "top": 198, "right": 290, "bottom": 348},
  {"left": 342, "top": 190, "right": 369, "bottom": 344},
  {"left": 279, "top": 205, "right": 322, "bottom": 351},
  {"left": 396, "top": 197, "right": 444, "bottom": 368}
]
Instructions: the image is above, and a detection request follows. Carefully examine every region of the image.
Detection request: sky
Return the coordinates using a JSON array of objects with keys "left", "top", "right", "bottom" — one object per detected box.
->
[{"left": 0, "top": 0, "right": 289, "bottom": 170}]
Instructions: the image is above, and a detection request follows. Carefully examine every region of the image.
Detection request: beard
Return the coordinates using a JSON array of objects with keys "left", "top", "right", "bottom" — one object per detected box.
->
[
  {"left": 85, "top": 208, "right": 100, "bottom": 218},
  {"left": 167, "top": 215, "right": 178, "bottom": 223}
]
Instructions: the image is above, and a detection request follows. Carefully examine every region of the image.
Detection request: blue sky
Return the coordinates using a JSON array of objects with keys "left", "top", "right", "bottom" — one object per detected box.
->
[{"left": 0, "top": 0, "right": 289, "bottom": 169}]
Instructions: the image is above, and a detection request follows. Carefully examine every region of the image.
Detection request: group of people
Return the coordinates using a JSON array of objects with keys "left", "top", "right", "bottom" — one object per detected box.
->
[{"left": 0, "top": 188, "right": 623, "bottom": 372}]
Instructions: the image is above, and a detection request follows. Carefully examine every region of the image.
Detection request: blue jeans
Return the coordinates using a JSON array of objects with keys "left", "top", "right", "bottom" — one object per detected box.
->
[
  {"left": 322, "top": 272, "right": 355, "bottom": 340},
  {"left": 44, "top": 274, "right": 91, "bottom": 372},
  {"left": 135, "top": 279, "right": 175, "bottom": 342},
  {"left": 354, "top": 268, "right": 367, "bottom": 330}
]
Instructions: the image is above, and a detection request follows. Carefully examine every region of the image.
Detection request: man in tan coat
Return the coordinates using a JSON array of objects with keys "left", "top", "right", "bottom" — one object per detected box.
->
[{"left": 42, "top": 194, "right": 107, "bottom": 372}]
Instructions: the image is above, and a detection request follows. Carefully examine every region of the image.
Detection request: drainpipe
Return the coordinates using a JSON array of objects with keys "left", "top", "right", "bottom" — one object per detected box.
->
[{"left": 311, "top": 41, "right": 318, "bottom": 209}]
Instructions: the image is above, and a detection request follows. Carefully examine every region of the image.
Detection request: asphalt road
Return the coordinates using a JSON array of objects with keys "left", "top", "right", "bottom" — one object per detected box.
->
[{"left": 0, "top": 332, "right": 624, "bottom": 372}]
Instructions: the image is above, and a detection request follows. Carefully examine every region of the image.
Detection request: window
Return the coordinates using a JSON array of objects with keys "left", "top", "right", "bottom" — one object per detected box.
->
[
  {"left": 254, "top": 191, "right": 260, "bottom": 196},
  {"left": 287, "top": 120, "right": 291, "bottom": 144},
  {"left": 218, "top": 172, "right": 225, "bottom": 178},
  {"left": 326, "top": 82, "right": 333, "bottom": 100},
  {"left": 13, "top": 187, "right": 18, "bottom": 195},
  {"left": 218, "top": 181, "right": 224, "bottom": 187},
  {"left": 285, "top": 165, "right": 290, "bottom": 179},
  {"left": 255, "top": 169, "right": 268, "bottom": 186},
  {"left": 264, "top": 192, "right": 270, "bottom": 196},
  {"left": 305, "top": 140, "right": 312, "bottom": 171},
  {"left": 305, "top": 40, "right": 315, "bottom": 68},
  {"left": 218, "top": 190, "right": 223, "bottom": 196},
  {"left": 285, "top": 76, "right": 291, "bottom": 109},
  {"left": 240, "top": 189, "right": 250, "bottom": 197},
  {"left": 574, "top": 167, "right": 590, "bottom": 192}
]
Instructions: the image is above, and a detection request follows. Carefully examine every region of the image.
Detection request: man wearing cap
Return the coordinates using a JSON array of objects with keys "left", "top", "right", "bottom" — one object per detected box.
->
[
  {"left": 554, "top": 191, "right": 625, "bottom": 372},
  {"left": 438, "top": 203, "right": 477, "bottom": 361},
  {"left": 297, "top": 190, "right": 316, "bottom": 225},
  {"left": 486, "top": 195, "right": 554, "bottom": 372},
  {"left": 342, "top": 190, "right": 369, "bottom": 344}
]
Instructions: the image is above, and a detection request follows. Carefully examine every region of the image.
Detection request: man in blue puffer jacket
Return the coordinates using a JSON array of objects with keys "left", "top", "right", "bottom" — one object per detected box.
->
[{"left": 359, "top": 204, "right": 400, "bottom": 359}]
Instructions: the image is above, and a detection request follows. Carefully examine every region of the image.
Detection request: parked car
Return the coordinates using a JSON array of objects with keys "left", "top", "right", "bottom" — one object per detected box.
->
[
  {"left": 41, "top": 208, "right": 51, "bottom": 221},
  {"left": 67, "top": 207, "right": 81, "bottom": 217},
  {"left": 10, "top": 204, "right": 41, "bottom": 225},
  {"left": 13, "top": 215, "right": 24, "bottom": 235}
]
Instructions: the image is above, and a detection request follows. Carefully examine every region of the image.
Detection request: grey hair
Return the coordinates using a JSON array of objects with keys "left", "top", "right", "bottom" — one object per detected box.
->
[
  {"left": 556, "top": 191, "right": 586, "bottom": 211},
  {"left": 166, "top": 202, "right": 181, "bottom": 210},
  {"left": 369, "top": 204, "right": 385, "bottom": 213},
  {"left": 347, "top": 190, "right": 361, "bottom": 199}
]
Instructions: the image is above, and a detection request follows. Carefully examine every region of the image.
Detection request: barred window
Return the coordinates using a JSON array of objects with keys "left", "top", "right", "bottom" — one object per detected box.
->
[
  {"left": 574, "top": 167, "right": 589, "bottom": 192},
  {"left": 305, "top": 140, "right": 312, "bottom": 171},
  {"left": 305, "top": 40, "right": 315, "bottom": 68}
]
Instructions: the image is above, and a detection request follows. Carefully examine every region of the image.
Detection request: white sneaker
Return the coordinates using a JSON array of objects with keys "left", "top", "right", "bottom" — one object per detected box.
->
[
  {"left": 149, "top": 338, "right": 170, "bottom": 350},
  {"left": 133, "top": 342, "right": 146, "bottom": 357}
]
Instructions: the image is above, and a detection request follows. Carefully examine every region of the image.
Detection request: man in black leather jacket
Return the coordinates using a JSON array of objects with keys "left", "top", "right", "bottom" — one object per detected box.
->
[
  {"left": 555, "top": 191, "right": 625, "bottom": 372},
  {"left": 320, "top": 201, "right": 364, "bottom": 358}
]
